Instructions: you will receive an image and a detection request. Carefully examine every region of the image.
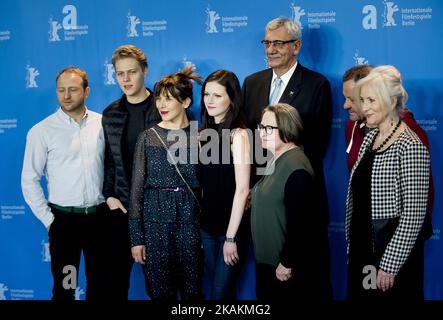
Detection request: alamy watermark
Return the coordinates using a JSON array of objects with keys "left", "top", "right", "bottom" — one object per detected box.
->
[{"left": 162, "top": 121, "right": 275, "bottom": 175}]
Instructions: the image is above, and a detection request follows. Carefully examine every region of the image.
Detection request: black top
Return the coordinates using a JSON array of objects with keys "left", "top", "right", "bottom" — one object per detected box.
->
[
  {"left": 349, "top": 150, "right": 375, "bottom": 265},
  {"left": 347, "top": 149, "right": 378, "bottom": 309},
  {"left": 281, "top": 169, "right": 314, "bottom": 268},
  {"left": 199, "top": 123, "right": 248, "bottom": 235},
  {"left": 122, "top": 98, "right": 149, "bottom": 183},
  {"left": 348, "top": 150, "right": 376, "bottom": 300}
]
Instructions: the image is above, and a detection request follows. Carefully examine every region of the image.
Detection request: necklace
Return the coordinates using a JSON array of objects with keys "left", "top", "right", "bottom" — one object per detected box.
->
[{"left": 371, "top": 119, "right": 402, "bottom": 152}]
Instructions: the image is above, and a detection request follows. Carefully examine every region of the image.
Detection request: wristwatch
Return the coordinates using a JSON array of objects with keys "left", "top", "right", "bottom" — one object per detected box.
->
[{"left": 225, "top": 236, "right": 237, "bottom": 243}]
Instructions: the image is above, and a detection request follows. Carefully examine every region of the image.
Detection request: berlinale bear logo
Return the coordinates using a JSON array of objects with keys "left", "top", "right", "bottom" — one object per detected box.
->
[
  {"left": 25, "top": 64, "right": 39, "bottom": 89},
  {"left": 290, "top": 3, "right": 306, "bottom": 29},
  {"left": 362, "top": 1, "right": 399, "bottom": 30},
  {"left": 206, "top": 6, "right": 220, "bottom": 34},
  {"left": 48, "top": 5, "right": 78, "bottom": 41},
  {"left": 127, "top": 11, "right": 140, "bottom": 37},
  {"left": 0, "top": 283, "right": 8, "bottom": 300},
  {"left": 104, "top": 59, "right": 116, "bottom": 85}
]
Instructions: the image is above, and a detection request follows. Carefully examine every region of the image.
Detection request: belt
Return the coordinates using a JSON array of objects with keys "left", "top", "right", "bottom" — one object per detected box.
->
[
  {"left": 159, "top": 187, "right": 186, "bottom": 192},
  {"left": 50, "top": 203, "right": 99, "bottom": 214}
]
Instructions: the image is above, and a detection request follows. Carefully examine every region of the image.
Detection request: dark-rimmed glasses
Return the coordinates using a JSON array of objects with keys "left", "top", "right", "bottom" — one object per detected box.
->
[
  {"left": 258, "top": 124, "right": 279, "bottom": 135},
  {"left": 260, "top": 39, "right": 298, "bottom": 49}
]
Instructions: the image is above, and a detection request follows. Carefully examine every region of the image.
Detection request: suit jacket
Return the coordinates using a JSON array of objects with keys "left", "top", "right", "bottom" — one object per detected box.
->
[
  {"left": 242, "top": 63, "right": 332, "bottom": 224},
  {"left": 242, "top": 63, "right": 332, "bottom": 172}
]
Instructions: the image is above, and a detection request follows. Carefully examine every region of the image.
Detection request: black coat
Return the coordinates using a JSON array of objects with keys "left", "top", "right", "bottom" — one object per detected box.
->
[
  {"left": 102, "top": 90, "right": 160, "bottom": 208},
  {"left": 242, "top": 63, "right": 332, "bottom": 170}
]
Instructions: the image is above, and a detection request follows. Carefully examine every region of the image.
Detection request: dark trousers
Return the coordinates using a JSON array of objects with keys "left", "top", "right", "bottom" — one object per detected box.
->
[
  {"left": 255, "top": 263, "right": 297, "bottom": 302},
  {"left": 256, "top": 262, "right": 331, "bottom": 310},
  {"left": 104, "top": 208, "right": 134, "bottom": 301},
  {"left": 48, "top": 204, "right": 106, "bottom": 301},
  {"left": 201, "top": 230, "right": 249, "bottom": 300}
]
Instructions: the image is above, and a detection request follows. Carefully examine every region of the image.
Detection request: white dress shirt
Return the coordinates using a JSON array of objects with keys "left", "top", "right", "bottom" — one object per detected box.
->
[
  {"left": 21, "top": 107, "right": 105, "bottom": 228},
  {"left": 269, "top": 61, "right": 298, "bottom": 104}
]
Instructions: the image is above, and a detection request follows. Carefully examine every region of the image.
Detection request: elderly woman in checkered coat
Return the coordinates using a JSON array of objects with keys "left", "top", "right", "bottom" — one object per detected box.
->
[{"left": 345, "top": 65, "right": 431, "bottom": 301}]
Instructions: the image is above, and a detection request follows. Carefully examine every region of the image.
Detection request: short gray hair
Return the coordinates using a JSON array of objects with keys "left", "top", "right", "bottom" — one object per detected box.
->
[{"left": 266, "top": 17, "right": 302, "bottom": 40}]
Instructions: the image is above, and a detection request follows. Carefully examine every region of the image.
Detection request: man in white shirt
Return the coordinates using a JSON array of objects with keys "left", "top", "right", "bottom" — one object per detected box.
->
[{"left": 21, "top": 67, "right": 106, "bottom": 301}]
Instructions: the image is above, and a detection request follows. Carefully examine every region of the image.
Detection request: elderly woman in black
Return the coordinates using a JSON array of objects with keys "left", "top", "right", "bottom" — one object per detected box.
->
[
  {"left": 346, "top": 65, "right": 430, "bottom": 301},
  {"left": 251, "top": 103, "right": 330, "bottom": 301}
]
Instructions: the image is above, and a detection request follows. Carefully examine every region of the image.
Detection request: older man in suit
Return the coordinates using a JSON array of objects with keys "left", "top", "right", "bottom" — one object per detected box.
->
[{"left": 242, "top": 16, "right": 332, "bottom": 300}]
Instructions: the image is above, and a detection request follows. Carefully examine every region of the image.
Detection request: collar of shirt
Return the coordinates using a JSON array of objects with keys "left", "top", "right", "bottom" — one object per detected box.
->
[
  {"left": 56, "top": 107, "right": 89, "bottom": 125},
  {"left": 271, "top": 61, "right": 298, "bottom": 90}
]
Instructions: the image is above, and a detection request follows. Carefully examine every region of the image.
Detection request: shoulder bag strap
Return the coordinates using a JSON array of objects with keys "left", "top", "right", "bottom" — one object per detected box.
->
[{"left": 150, "top": 127, "right": 201, "bottom": 209}]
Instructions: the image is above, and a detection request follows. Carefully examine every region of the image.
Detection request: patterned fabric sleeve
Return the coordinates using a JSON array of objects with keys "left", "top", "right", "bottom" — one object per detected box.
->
[
  {"left": 128, "top": 131, "right": 147, "bottom": 247},
  {"left": 344, "top": 182, "right": 353, "bottom": 245},
  {"left": 379, "top": 141, "right": 430, "bottom": 275}
]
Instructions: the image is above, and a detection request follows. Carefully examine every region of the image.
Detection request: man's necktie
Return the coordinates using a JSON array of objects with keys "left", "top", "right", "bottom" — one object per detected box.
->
[{"left": 269, "top": 77, "right": 282, "bottom": 105}]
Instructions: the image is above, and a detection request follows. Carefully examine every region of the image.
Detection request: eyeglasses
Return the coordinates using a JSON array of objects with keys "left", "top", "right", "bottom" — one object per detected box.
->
[
  {"left": 258, "top": 124, "right": 279, "bottom": 135},
  {"left": 260, "top": 39, "right": 298, "bottom": 49}
]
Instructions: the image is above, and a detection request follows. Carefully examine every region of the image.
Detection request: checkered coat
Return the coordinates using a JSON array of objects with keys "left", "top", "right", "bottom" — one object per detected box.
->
[{"left": 345, "top": 126, "right": 430, "bottom": 276}]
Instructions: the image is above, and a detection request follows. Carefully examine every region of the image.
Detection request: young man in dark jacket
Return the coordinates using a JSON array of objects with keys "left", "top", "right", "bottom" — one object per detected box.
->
[{"left": 102, "top": 45, "right": 160, "bottom": 300}]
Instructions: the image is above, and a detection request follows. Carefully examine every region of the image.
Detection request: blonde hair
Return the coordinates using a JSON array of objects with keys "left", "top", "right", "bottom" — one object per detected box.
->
[{"left": 112, "top": 44, "right": 147, "bottom": 70}]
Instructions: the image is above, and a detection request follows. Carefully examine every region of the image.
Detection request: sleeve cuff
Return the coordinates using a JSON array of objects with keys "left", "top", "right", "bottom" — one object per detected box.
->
[
  {"left": 129, "top": 217, "right": 145, "bottom": 246},
  {"left": 41, "top": 208, "right": 54, "bottom": 229}
]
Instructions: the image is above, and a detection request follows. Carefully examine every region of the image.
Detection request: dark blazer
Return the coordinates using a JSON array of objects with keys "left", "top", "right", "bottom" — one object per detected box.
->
[
  {"left": 102, "top": 89, "right": 160, "bottom": 208},
  {"left": 242, "top": 63, "right": 332, "bottom": 171},
  {"left": 243, "top": 63, "right": 332, "bottom": 220}
]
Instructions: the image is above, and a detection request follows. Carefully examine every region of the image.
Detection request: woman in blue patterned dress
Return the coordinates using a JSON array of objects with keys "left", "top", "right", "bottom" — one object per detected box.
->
[{"left": 129, "top": 66, "right": 202, "bottom": 301}]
